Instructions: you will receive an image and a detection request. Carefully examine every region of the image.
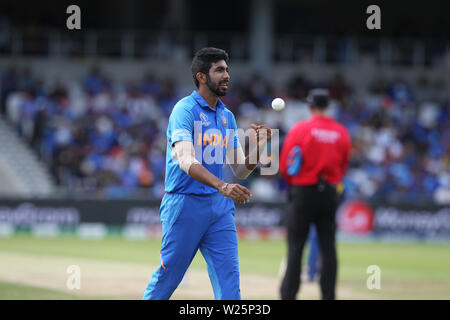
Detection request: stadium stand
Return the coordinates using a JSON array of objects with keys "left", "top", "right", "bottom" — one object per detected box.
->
[
  {"left": 0, "top": 116, "right": 56, "bottom": 197},
  {"left": 1, "top": 65, "right": 448, "bottom": 204}
]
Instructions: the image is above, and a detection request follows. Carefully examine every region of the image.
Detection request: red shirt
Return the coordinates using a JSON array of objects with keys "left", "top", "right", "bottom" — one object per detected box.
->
[{"left": 280, "top": 115, "right": 351, "bottom": 186}]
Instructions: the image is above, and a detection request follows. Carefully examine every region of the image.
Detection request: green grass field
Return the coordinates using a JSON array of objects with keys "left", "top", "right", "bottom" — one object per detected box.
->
[{"left": 0, "top": 234, "right": 449, "bottom": 299}]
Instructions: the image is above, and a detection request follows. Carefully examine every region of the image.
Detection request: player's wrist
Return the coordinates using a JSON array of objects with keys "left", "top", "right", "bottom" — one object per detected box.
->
[
  {"left": 220, "top": 182, "right": 229, "bottom": 194},
  {"left": 216, "top": 181, "right": 228, "bottom": 193}
]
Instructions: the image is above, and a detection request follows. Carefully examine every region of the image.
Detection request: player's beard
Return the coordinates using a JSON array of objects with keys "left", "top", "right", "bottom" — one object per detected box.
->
[{"left": 206, "top": 74, "right": 228, "bottom": 97}]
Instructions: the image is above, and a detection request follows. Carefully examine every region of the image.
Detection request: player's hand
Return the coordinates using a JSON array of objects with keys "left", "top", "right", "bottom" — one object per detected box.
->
[
  {"left": 218, "top": 182, "right": 252, "bottom": 204},
  {"left": 251, "top": 123, "right": 272, "bottom": 143}
]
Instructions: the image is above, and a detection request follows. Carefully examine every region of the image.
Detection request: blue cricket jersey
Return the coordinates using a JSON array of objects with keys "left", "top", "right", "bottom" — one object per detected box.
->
[{"left": 164, "top": 90, "right": 240, "bottom": 195}]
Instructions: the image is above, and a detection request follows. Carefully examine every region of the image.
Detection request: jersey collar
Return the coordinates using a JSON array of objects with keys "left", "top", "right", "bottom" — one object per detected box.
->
[
  {"left": 312, "top": 114, "right": 331, "bottom": 121},
  {"left": 191, "top": 90, "right": 225, "bottom": 112}
]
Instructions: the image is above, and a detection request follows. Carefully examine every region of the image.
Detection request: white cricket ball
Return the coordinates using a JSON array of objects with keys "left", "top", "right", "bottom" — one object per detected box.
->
[{"left": 271, "top": 98, "right": 285, "bottom": 112}]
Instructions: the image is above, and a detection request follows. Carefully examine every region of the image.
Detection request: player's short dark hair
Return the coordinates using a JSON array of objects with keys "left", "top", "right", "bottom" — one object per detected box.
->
[
  {"left": 306, "top": 88, "right": 330, "bottom": 109},
  {"left": 191, "top": 47, "right": 229, "bottom": 88}
]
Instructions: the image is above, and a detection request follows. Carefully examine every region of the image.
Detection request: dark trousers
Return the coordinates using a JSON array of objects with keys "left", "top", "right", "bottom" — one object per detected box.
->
[{"left": 280, "top": 182, "right": 338, "bottom": 300}]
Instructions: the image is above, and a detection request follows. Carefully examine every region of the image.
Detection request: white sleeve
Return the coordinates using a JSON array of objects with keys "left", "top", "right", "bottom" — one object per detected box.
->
[
  {"left": 174, "top": 140, "right": 201, "bottom": 175},
  {"left": 226, "top": 145, "right": 253, "bottom": 180}
]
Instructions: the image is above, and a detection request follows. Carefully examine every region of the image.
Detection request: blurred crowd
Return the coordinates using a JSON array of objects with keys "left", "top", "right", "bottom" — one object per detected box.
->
[{"left": 1, "top": 66, "right": 449, "bottom": 204}]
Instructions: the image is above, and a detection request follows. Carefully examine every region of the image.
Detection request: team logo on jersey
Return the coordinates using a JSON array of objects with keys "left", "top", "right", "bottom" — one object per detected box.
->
[
  {"left": 199, "top": 112, "right": 211, "bottom": 126},
  {"left": 221, "top": 115, "right": 227, "bottom": 127}
]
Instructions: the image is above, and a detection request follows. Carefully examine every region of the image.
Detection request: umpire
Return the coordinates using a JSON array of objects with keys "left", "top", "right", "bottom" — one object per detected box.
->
[{"left": 279, "top": 89, "right": 351, "bottom": 300}]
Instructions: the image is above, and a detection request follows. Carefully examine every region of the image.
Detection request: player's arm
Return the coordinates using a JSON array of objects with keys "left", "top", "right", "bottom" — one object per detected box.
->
[
  {"left": 226, "top": 123, "right": 272, "bottom": 179},
  {"left": 279, "top": 126, "right": 296, "bottom": 181},
  {"left": 280, "top": 123, "right": 306, "bottom": 183},
  {"left": 174, "top": 141, "right": 251, "bottom": 204}
]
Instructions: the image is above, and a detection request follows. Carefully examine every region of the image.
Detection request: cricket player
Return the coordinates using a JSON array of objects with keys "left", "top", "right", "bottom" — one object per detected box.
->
[{"left": 143, "top": 47, "right": 272, "bottom": 300}]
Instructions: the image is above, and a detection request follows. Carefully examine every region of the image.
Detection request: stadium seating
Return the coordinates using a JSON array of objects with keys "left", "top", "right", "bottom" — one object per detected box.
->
[
  {"left": 0, "top": 66, "right": 448, "bottom": 204},
  {"left": 0, "top": 117, "right": 56, "bottom": 196}
]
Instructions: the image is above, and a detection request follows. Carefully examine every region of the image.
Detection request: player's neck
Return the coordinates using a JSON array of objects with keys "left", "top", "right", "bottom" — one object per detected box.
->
[
  {"left": 311, "top": 109, "right": 328, "bottom": 117},
  {"left": 198, "top": 87, "right": 219, "bottom": 110}
]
